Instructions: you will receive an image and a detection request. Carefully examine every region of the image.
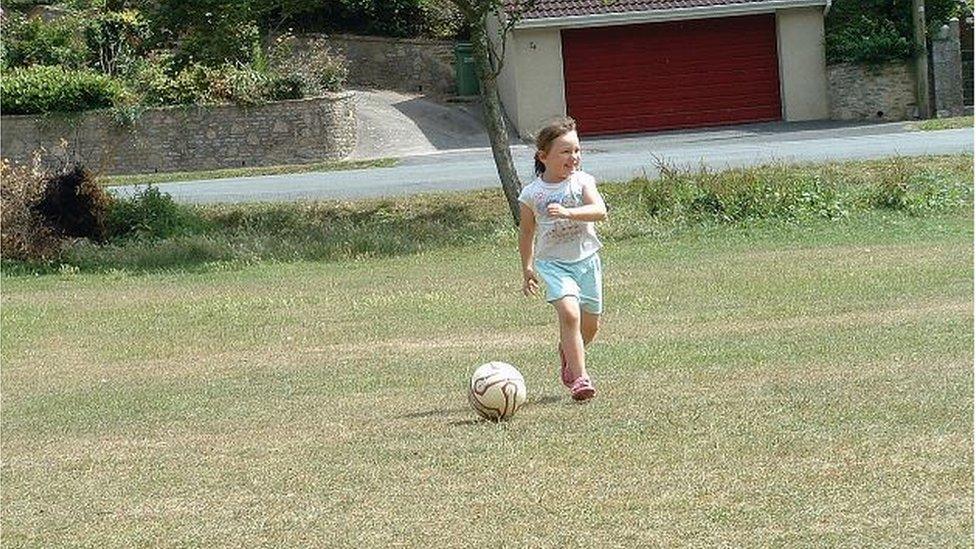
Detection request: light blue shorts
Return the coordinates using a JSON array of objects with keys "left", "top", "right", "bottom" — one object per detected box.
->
[{"left": 535, "top": 253, "right": 603, "bottom": 314}]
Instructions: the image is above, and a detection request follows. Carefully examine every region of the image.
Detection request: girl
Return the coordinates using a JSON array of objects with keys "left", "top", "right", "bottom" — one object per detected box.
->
[{"left": 518, "top": 117, "right": 607, "bottom": 401}]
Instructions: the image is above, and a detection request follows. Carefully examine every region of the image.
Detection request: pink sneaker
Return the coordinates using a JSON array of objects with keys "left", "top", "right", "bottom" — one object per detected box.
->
[
  {"left": 571, "top": 376, "right": 596, "bottom": 401},
  {"left": 558, "top": 344, "right": 574, "bottom": 388}
]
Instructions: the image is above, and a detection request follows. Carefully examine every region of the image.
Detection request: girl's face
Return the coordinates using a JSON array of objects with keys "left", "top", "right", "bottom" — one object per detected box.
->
[{"left": 538, "top": 130, "right": 581, "bottom": 181}]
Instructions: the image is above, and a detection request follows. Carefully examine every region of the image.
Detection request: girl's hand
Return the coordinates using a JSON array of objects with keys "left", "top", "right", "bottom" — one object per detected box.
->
[
  {"left": 522, "top": 268, "right": 540, "bottom": 296},
  {"left": 546, "top": 203, "right": 572, "bottom": 219}
]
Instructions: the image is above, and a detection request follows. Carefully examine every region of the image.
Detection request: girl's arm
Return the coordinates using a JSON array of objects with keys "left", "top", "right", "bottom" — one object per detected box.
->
[
  {"left": 547, "top": 181, "right": 607, "bottom": 221},
  {"left": 518, "top": 203, "right": 539, "bottom": 296}
]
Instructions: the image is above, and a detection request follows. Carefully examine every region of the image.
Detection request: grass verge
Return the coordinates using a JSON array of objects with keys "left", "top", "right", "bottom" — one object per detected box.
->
[
  {"left": 907, "top": 116, "right": 974, "bottom": 131},
  {"left": 98, "top": 157, "right": 397, "bottom": 187}
]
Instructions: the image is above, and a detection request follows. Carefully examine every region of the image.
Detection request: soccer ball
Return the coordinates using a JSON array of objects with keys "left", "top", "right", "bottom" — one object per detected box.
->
[{"left": 468, "top": 361, "right": 527, "bottom": 421}]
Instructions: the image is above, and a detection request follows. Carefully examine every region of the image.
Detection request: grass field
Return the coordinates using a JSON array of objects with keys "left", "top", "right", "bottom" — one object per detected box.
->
[{"left": 1, "top": 200, "right": 972, "bottom": 546}]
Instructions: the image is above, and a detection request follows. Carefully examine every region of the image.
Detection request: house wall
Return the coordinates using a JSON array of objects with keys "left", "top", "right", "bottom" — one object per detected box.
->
[
  {"left": 776, "top": 7, "right": 829, "bottom": 121},
  {"left": 510, "top": 28, "right": 567, "bottom": 138},
  {"left": 489, "top": 15, "right": 522, "bottom": 131}
]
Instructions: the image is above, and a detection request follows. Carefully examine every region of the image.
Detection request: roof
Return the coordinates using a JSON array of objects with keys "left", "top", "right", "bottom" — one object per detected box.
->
[{"left": 513, "top": 0, "right": 828, "bottom": 28}]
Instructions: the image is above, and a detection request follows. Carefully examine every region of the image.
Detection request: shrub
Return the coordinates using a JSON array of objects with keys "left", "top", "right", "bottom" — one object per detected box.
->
[
  {"left": 142, "top": 0, "right": 261, "bottom": 68},
  {"left": 1, "top": 65, "right": 123, "bottom": 114},
  {"left": 127, "top": 53, "right": 301, "bottom": 106},
  {"left": 256, "top": 0, "right": 467, "bottom": 39},
  {"left": 826, "top": 0, "right": 971, "bottom": 64},
  {"left": 268, "top": 35, "right": 348, "bottom": 96},
  {"left": 35, "top": 165, "right": 111, "bottom": 243},
  {"left": 0, "top": 159, "right": 62, "bottom": 261},
  {"left": 107, "top": 185, "right": 207, "bottom": 241},
  {"left": 83, "top": 9, "right": 151, "bottom": 76},
  {"left": 826, "top": 16, "right": 913, "bottom": 65},
  {"left": 0, "top": 11, "right": 89, "bottom": 70}
]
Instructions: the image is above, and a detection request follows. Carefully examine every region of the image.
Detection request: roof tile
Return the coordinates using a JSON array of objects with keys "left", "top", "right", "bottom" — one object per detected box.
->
[{"left": 517, "top": 0, "right": 786, "bottom": 21}]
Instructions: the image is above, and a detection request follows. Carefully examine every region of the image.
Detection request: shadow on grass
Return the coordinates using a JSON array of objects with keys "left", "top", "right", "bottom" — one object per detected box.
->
[{"left": 398, "top": 394, "right": 566, "bottom": 426}]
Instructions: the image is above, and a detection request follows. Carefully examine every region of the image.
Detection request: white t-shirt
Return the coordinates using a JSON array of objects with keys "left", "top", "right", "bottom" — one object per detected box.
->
[{"left": 518, "top": 171, "right": 602, "bottom": 262}]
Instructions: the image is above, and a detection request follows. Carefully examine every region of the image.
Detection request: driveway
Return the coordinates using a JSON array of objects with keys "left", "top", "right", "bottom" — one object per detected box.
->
[
  {"left": 350, "top": 89, "right": 519, "bottom": 159},
  {"left": 110, "top": 95, "right": 974, "bottom": 204}
]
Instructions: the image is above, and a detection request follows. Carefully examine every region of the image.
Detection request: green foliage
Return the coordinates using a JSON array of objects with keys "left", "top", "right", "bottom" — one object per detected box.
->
[
  {"left": 625, "top": 163, "right": 849, "bottom": 224},
  {"left": 0, "top": 11, "right": 89, "bottom": 69},
  {"left": 83, "top": 9, "right": 151, "bottom": 76},
  {"left": 4, "top": 156, "right": 970, "bottom": 274},
  {"left": 0, "top": 65, "right": 123, "bottom": 114},
  {"left": 141, "top": 0, "right": 261, "bottom": 68},
  {"left": 870, "top": 162, "right": 974, "bottom": 215},
  {"left": 267, "top": 35, "right": 348, "bottom": 96},
  {"left": 826, "top": 16, "right": 913, "bottom": 65},
  {"left": 107, "top": 185, "right": 209, "bottom": 241},
  {"left": 125, "top": 52, "right": 299, "bottom": 106},
  {"left": 826, "top": 0, "right": 971, "bottom": 64},
  {"left": 256, "top": 0, "right": 467, "bottom": 39}
]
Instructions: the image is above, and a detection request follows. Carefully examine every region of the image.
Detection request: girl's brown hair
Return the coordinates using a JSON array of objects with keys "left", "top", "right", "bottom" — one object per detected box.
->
[{"left": 534, "top": 117, "right": 577, "bottom": 176}]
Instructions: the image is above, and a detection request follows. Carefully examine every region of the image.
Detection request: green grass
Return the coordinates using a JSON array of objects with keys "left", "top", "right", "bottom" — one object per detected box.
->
[
  {"left": 907, "top": 116, "right": 974, "bottom": 132},
  {"left": 6, "top": 154, "right": 971, "bottom": 276},
  {"left": 1, "top": 206, "right": 972, "bottom": 546},
  {"left": 98, "top": 157, "right": 397, "bottom": 187}
]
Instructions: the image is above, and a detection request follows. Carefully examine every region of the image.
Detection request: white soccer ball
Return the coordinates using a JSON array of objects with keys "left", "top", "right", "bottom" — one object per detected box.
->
[{"left": 468, "top": 361, "right": 527, "bottom": 421}]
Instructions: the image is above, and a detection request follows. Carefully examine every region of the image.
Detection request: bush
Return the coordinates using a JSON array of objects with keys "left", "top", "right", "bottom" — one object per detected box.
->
[
  {"left": 0, "top": 162, "right": 112, "bottom": 262},
  {"left": 35, "top": 165, "right": 111, "bottom": 243},
  {"left": 83, "top": 9, "right": 151, "bottom": 76},
  {"left": 107, "top": 185, "right": 207, "bottom": 241},
  {"left": 0, "top": 11, "right": 89, "bottom": 69},
  {"left": 826, "top": 0, "right": 971, "bottom": 64},
  {"left": 1, "top": 65, "right": 123, "bottom": 114},
  {"left": 0, "top": 159, "right": 62, "bottom": 261},
  {"left": 268, "top": 35, "right": 347, "bottom": 96},
  {"left": 826, "top": 16, "right": 913, "bottom": 65},
  {"left": 127, "top": 54, "right": 293, "bottom": 106},
  {"left": 142, "top": 0, "right": 261, "bottom": 68},
  {"left": 256, "top": 0, "right": 467, "bottom": 39}
]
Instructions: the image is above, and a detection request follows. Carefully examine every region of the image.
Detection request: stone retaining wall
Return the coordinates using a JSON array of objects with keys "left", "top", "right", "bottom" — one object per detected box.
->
[
  {"left": 299, "top": 33, "right": 456, "bottom": 96},
  {"left": 0, "top": 93, "right": 356, "bottom": 175},
  {"left": 828, "top": 61, "right": 918, "bottom": 121}
]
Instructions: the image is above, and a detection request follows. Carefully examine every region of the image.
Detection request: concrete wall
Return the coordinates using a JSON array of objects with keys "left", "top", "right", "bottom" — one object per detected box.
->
[
  {"left": 0, "top": 94, "right": 357, "bottom": 175},
  {"left": 776, "top": 7, "right": 829, "bottom": 121},
  {"left": 828, "top": 61, "right": 918, "bottom": 120},
  {"left": 299, "top": 33, "right": 456, "bottom": 96}
]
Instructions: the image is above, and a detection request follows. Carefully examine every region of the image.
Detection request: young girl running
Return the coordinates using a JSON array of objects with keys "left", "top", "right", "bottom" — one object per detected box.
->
[{"left": 518, "top": 117, "right": 607, "bottom": 401}]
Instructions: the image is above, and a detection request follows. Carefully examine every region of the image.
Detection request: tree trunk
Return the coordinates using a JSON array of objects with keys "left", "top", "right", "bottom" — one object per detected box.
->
[{"left": 470, "top": 25, "right": 523, "bottom": 225}]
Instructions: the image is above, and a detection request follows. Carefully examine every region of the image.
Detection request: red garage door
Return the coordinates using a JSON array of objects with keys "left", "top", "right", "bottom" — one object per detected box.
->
[{"left": 562, "top": 14, "right": 782, "bottom": 135}]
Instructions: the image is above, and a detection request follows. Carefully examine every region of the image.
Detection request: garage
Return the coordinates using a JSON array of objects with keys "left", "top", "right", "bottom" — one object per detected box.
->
[
  {"left": 561, "top": 14, "right": 782, "bottom": 135},
  {"left": 490, "top": 0, "right": 829, "bottom": 139}
]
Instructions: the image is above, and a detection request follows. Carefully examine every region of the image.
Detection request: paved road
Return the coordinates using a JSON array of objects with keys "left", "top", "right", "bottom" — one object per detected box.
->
[{"left": 112, "top": 121, "right": 973, "bottom": 204}]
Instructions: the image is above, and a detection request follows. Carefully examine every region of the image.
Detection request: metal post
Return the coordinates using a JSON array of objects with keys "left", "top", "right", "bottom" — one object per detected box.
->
[{"left": 913, "top": 0, "right": 932, "bottom": 118}]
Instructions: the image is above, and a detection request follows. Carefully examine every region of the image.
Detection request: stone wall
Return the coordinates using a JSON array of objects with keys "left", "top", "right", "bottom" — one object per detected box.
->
[
  {"left": 0, "top": 93, "right": 356, "bottom": 175},
  {"left": 827, "top": 61, "right": 918, "bottom": 121},
  {"left": 298, "top": 33, "right": 456, "bottom": 96}
]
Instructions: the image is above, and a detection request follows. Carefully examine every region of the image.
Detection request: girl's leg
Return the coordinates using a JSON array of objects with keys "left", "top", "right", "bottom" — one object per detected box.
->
[
  {"left": 554, "top": 297, "right": 587, "bottom": 380},
  {"left": 581, "top": 311, "right": 600, "bottom": 346}
]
